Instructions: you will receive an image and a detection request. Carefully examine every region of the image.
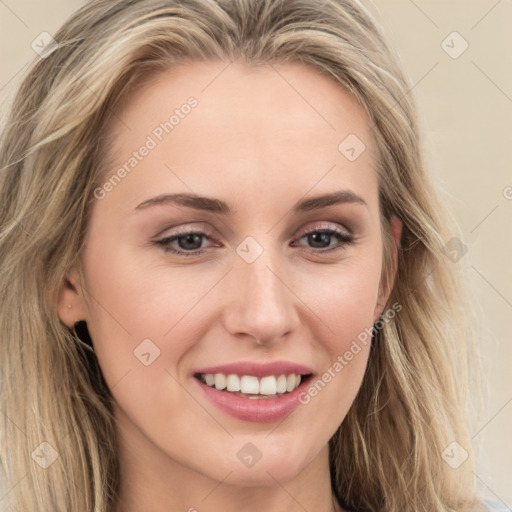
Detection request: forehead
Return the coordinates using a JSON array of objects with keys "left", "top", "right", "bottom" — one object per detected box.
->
[{"left": 98, "top": 60, "right": 378, "bottom": 213}]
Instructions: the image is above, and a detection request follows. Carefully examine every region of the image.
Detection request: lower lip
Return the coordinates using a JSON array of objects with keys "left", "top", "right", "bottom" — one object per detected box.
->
[{"left": 193, "top": 376, "right": 311, "bottom": 423}]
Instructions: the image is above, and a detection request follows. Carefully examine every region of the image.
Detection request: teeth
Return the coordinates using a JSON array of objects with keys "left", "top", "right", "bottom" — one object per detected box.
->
[
  {"left": 286, "top": 374, "right": 296, "bottom": 392},
  {"left": 240, "top": 375, "right": 259, "bottom": 394},
  {"left": 201, "top": 372, "right": 304, "bottom": 396},
  {"left": 276, "top": 374, "right": 287, "bottom": 394},
  {"left": 259, "top": 376, "right": 276, "bottom": 395},
  {"left": 214, "top": 373, "right": 226, "bottom": 390},
  {"left": 226, "top": 374, "right": 241, "bottom": 392}
]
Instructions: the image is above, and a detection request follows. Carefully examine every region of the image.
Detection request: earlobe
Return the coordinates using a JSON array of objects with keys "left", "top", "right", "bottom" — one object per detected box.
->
[
  {"left": 56, "top": 267, "right": 88, "bottom": 328},
  {"left": 390, "top": 215, "right": 403, "bottom": 268},
  {"left": 374, "top": 215, "right": 403, "bottom": 322}
]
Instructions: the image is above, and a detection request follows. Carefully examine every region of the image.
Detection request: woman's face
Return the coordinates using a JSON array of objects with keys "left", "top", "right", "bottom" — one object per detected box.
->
[{"left": 59, "top": 61, "right": 400, "bottom": 487}]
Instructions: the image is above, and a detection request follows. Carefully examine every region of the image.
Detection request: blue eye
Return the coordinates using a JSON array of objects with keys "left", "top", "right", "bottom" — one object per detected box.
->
[
  {"left": 155, "top": 226, "right": 353, "bottom": 256},
  {"left": 156, "top": 230, "right": 213, "bottom": 256},
  {"left": 295, "top": 228, "right": 353, "bottom": 252}
]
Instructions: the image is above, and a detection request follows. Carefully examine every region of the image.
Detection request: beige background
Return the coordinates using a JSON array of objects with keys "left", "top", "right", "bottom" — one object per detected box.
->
[{"left": 1, "top": 0, "right": 510, "bottom": 507}]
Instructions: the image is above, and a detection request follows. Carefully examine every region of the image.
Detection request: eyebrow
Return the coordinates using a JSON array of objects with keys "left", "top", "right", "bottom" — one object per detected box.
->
[{"left": 134, "top": 190, "right": 367, "bottom": 214}]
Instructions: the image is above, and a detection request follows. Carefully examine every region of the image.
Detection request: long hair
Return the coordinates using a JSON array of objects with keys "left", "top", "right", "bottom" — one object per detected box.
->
[{"left": 0, "top": 0, "right": 484, "bottom": 510}]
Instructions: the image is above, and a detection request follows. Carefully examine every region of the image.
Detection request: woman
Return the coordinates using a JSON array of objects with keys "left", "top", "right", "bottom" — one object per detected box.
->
[{"left": 0, "top": 0, "right": 500, "bottom": 510}]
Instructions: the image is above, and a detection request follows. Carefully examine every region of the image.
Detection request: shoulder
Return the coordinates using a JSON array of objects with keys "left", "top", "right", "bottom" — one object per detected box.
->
[{"left": 484, "top": 500, "right": 510, "bottom": 512}]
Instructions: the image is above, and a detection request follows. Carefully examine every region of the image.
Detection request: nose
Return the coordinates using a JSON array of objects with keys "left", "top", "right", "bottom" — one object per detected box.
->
[{"left": 221, "top": 245, "right": 300, "bottom": 346}]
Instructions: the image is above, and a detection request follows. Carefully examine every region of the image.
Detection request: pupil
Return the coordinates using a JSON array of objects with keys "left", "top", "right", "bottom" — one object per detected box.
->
[
  {"left": 309, "top": 232, "right": 331, "bottom": 248},
  {"left": 179, "top": 234, "right": 202, "bottom": 250}
]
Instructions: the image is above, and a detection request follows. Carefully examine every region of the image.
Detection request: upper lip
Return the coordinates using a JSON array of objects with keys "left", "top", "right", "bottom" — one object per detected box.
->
[{"left": 194, "top": 360, "right": 314, "bottom": 378}]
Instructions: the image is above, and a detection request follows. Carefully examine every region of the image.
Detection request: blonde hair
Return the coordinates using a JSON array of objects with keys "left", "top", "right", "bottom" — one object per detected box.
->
[{"left": 0, "top": 0, "right": 484, "bottom": 510}]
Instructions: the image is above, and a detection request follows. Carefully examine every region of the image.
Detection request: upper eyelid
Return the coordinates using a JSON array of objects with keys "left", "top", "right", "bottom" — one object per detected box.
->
[
  {"left": 155, "top": 222, "right": 213, "bottom": 238},
  {"left": 296, "top": 222, "right": 351, "bottom": 236},
  {"left": 159, "top": 218, "right": 351, "bottom": 234},
  {"left": 157, "top": 222, "right": 350, "bottom": 240}
]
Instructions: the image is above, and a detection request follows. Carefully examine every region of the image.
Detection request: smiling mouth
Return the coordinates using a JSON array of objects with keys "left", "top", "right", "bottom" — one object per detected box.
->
[{"left": 194, "top": 372, "right": 313, "bottom": 399}]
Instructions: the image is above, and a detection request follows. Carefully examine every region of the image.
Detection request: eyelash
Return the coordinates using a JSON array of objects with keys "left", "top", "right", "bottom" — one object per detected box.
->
[{"left": 155, "top": 224, "right": 354, "bottom": 257}]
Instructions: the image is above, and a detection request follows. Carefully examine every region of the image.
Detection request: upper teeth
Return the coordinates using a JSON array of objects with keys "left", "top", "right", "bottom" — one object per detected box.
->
[{"left": 201, "top": 373, "right": 302, "bottom": 395}]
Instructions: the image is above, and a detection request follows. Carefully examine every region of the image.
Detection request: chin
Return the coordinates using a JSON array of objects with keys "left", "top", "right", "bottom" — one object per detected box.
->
[
  {"left": 213, "top": 437, "right": 317, "bottom": 486},
  {"left": 221, "top": 460, "right": 307, "bottom": 487}
]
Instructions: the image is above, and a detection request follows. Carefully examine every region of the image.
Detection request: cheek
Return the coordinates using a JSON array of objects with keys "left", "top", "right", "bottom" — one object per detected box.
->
[
  {"left": 298, "top": 250, "right": 382, "bottom": 348},
  {"left": 81, "top": 228, "right": 213, "bottom": 336},
  {"left": 302, "top": 270, "right": 378, "bottom": 396},
  {"left": 80, "top": 235, "right": 228, "bottom": 414},
  {"left": 297, "top": 248, "right": 382, "bottom": 389}
]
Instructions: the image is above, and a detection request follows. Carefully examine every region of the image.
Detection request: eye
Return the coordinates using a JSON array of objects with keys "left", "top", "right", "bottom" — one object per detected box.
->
[
  {"left": 155, "top": 223, "right": 354, "bottom": 257},
  {"left": 155, "top": 228, "right": 218, "bottom": 256},
  {"left": 292, "top": 224, "right": 354, "bottom": 253}
]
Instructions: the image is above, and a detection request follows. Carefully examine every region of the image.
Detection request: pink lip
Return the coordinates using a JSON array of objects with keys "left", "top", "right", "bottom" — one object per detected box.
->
[
  {"left": 194, "top": 360, "right": 313, "bottom": 378},
  {"left": 193, "top": 374, "right": 312, "bottom": 423}
]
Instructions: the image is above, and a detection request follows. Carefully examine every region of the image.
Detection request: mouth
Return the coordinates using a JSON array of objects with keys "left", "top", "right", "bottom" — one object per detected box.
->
[
  {"left": 192, "top": 360, "right": 315, "bottom": 422},
  {"left": 194, "top": 372, "right": 313, "bottom": 399}
]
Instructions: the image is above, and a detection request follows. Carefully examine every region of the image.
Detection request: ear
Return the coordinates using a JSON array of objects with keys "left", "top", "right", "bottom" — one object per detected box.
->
[
  {"left": 56, "top": 266, "right": 89, "bottom": 328},
  {"left": 374, "top": 215, "right": 402, "bottom": 322}
]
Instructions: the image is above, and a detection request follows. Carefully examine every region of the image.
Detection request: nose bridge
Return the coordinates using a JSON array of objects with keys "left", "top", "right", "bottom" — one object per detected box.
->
[{"left": 223, "top": 241, "right": 299, "bottom": 343}]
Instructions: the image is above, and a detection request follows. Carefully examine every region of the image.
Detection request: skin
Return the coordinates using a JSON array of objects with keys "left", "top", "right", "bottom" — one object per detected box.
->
[{"left": 57, "top": 60, "right": 402, "bottom": 512}]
